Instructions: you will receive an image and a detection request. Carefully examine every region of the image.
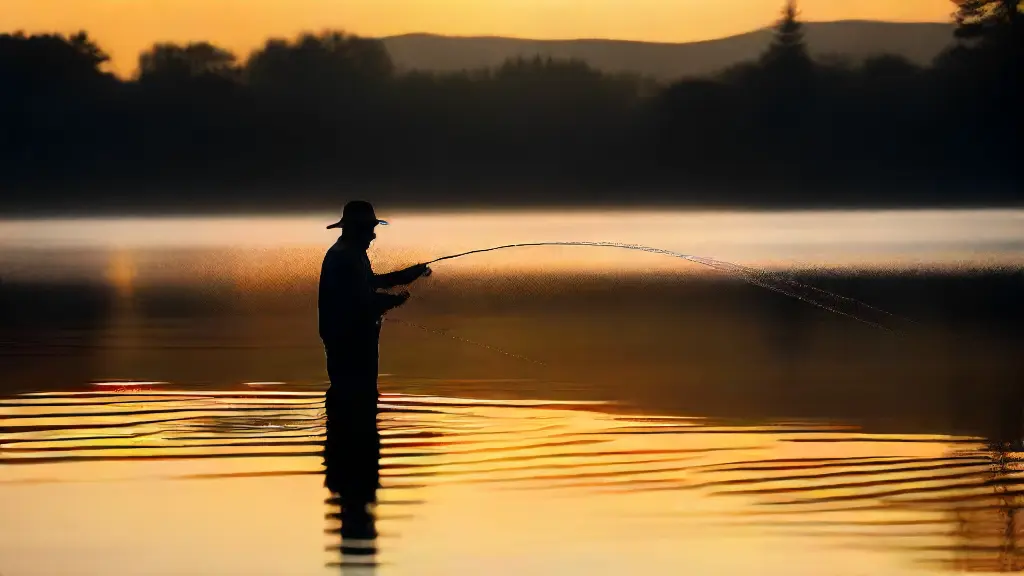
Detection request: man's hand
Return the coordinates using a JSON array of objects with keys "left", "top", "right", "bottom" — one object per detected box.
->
[
  {"left": 375, "top": 290, "right": 411, "bottom": 318},
  {"left": 393, "top": 290, "right": 411, "bottom": 307}
]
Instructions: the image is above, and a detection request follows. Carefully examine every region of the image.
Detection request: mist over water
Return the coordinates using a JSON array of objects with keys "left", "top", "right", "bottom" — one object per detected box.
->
[
  {"left": 2, "top": 209, "right": 1022, "bottom": 282},
  {"left": 2, "top": 208, "right": 1022, "bottom": 575}
]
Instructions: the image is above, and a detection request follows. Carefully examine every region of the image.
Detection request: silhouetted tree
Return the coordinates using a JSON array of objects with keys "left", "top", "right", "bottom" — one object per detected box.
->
[
  {"left": 0, "top": 31, "right": 110, "bottom": 78},
  {"left": 0, "top": 31, "right": 115, "bottom": 185},
  {"left": 137, "top": 42, "right": 239, "bottom": 82},
  {"left": 246, "top": 32, "right": 393, "bottom": 95},
  {"left": 119, "top": 42, "right": 248, "bottom": 184},
  {"left": 243, "top": 32, "right": 396, "bottom": 179},
  {"left": 744, "top": 1, "right": 817, "bottom": 184},
  {"left": 761, "top": 0, "right": 813, "bottom": 76},
  {"left": 954, "top": 0, "right": 1023, "bottom": 42},
  {"left": 484, "top": 57, "right": 642, "bottom": 180},
  {"left": 931, "top": 0, "right": 1021, "bottom": 189}
]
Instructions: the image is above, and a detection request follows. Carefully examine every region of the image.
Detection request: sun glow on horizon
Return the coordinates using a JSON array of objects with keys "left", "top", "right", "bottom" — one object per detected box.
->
[{"left": 1, "top": 209, "right": 1021, "bottom": 285}]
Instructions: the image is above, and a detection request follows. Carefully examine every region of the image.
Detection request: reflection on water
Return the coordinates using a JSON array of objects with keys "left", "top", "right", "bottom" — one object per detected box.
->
[{"left": 2, "top": 387, "right": 1024, "bottom": 575}]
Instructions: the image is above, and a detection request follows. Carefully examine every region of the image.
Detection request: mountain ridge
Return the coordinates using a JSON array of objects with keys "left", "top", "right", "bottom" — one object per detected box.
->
[{"left": 380, "top": 20, "right": 957, "bottom": 80}]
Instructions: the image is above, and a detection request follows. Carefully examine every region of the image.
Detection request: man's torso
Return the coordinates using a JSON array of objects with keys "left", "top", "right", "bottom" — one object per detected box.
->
[{"left": 318, "top": 240, "right": 377, "bottom": 344}]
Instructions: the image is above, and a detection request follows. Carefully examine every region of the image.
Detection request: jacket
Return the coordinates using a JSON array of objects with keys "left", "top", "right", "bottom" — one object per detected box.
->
[{"left": 318, "top": 239, "right": 419, "bottom": 344}]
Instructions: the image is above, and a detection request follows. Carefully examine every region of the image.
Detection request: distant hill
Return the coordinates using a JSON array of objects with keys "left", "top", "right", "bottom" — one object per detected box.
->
[{"left": 382, "top": 21, "right": 957, "bottom": 80}]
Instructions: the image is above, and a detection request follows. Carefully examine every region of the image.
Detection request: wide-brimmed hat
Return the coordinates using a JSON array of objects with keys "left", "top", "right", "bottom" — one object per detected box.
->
[{"left": 326, "top": 200, "right": 388, "bottom": 229}]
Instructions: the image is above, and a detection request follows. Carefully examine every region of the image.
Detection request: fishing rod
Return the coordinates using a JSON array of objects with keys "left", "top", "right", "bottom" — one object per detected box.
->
[{"left": 420, "top": 241, "right": 911, "bottom": 333}]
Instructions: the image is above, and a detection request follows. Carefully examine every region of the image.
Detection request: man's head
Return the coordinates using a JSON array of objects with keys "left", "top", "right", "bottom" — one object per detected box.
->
[{"left": 327, "top": 201, "right": 388, "bottom": 250}]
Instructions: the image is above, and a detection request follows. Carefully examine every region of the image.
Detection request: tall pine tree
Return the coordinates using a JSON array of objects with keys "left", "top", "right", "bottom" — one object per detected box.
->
[
  {"left": 761, "top": 0, "right": 812, "bottom": 74},
  {"left": 752, "top": 1, "right": 816, "bottom": 185}
]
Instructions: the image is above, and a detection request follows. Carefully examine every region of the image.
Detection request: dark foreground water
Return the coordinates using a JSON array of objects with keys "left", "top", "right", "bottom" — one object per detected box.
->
[{"left": 1, "top": 210, "right": 1023, "bottom": 575}]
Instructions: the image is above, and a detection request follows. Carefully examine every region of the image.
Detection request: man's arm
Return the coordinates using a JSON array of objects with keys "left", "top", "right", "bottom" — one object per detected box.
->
[
  {"left": 333, "top": 254, "right": 407, "bottom": 321},
  {"left": 372, "top": 264, "right": 428, "bottom": 290}
]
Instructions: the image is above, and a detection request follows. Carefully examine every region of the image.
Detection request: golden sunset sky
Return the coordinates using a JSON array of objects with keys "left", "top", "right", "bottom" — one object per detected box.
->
[{"left": 5, "top": 0, "right": 953, "bottom": 75}]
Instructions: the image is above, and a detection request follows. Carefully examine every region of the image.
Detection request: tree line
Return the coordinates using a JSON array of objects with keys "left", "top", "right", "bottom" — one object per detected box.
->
[{"left": 1, "top": 0, "right": 1020, "bottom": 210}]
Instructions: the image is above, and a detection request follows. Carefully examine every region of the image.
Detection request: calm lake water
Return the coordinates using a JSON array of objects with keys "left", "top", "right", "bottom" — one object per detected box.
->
[{"left": 2, "top": 209, "right": 1023, "bottom": 575}]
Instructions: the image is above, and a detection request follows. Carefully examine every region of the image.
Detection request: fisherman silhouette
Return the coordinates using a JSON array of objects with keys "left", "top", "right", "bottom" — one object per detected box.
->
[
  {"left": 318, "top": 200, "right": 429, "bottom": 427},
  {"left": 319, "top": 201, "right": 427, "bottom": 572}
]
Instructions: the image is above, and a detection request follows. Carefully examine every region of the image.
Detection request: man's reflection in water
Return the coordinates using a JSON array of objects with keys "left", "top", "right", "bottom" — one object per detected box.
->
[{"left": 324, "top": 400, "right": 381, "bottom": 574}]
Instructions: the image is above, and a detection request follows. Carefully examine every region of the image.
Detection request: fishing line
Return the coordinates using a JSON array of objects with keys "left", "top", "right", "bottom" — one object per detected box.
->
[
  {"left": 385, "top": 241, "right": 911, "bottom": 367},
  {"left": 386, "top": 317, "right": 548, "bottom": 367},
  {"left": 424, "top": 241, "right": 912, "bottom": 333}
]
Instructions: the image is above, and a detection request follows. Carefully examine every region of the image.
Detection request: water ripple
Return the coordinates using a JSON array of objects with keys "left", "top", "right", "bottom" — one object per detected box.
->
[{"left": 2, "top": 386, "right": 1019, "bottom": 573}]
